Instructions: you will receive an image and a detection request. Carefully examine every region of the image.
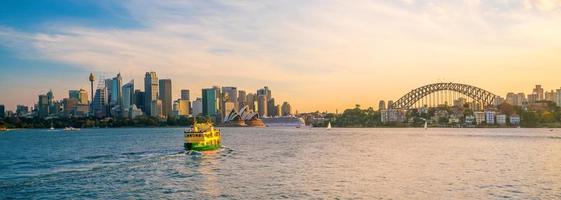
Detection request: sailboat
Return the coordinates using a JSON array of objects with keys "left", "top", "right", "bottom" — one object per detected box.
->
[
  {"left": 327, "top": 122, "right": 332, "bottom": 130},
  {"left": 50, "top": 121, "right": 55, "bottom": 130},
  {"left": 424, "top": 121, "right": 428, "bottom": 130}
]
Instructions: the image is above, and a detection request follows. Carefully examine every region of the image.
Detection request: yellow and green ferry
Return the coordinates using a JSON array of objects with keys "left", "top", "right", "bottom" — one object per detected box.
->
[{"left": 184, "top": 121, "right": 221, "bottom": 151}]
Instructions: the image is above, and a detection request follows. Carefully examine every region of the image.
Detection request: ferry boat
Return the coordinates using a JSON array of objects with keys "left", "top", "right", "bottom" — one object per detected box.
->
[{"left": 184, "top": 121, "right": 221, "bottom": 151}]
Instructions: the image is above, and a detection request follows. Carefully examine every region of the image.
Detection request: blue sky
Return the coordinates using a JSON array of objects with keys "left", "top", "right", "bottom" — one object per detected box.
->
[{"left": 1, "top": 0, "right": 561, "bottom": 111}]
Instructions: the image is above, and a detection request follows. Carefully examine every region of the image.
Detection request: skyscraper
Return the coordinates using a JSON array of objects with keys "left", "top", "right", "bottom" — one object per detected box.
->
[
  {"left": 37, "top": 94, "right": 49, "bottom": 118},
  {"left": 92, "top": 87, "right": 108, "bottom": 118},
  {"left": 134, "top": 90, "right": 145, "bottom": 112},
  {"left": 257, "top": 94, "right": 268, "bottom": 117},
  {"left": 144, "top": 72, "right": 158, "bottom": 116},
  {"left": 202, "top": 88, "right": 218, "bottom": 117},
  {"left": 238, "top": 90, "right": 247, "bottom": 109},
  {"left": 192, "top": 98, "right": 203, "bottom": 116},
  {"left": 246, "top": 93, "right": 256, "bottom": 111},
  {"left": 267, "top": 98, "right": 276, "bottom": 117},
  {"left": 122, "top": 80, "right": 134, "bottom": 111},
  {"left": 111, "top": 73, "right": 123, "bottom": 107},
  {"left": 69, "top": 89, "right": 89, "bottom": 105},
  {"left": 159, "top": 79, "right": 172, "bottom": 117},
  {"left": 281, "top": 102, "right": 292, "bottom": 116},
  {"left": 150, "top": 99, "right": 163, "bottom": 118},
  {"left": 257, "top": 86, "right": 271, "bottom": 101},
  {"left": 181, "top": 89, "right": 190, "bottom": 100},
  {"left": 173, "top": 99, "right": 190, "bottom": 116}
]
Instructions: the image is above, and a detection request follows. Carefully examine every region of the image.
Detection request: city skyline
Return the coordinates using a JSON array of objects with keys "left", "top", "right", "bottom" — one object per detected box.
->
[{"left": 2, "top": 1, "right": 561, "bottom": 112}]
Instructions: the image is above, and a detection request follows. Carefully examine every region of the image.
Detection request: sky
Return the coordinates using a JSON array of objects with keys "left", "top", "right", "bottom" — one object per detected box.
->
[{"left": 1, "top": 0, "right": 561, "bottom": 112}]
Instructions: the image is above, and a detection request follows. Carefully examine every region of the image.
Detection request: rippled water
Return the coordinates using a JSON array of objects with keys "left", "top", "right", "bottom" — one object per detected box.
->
[{"left": 1, "top": 128, "right": 561, "bottom": 199}]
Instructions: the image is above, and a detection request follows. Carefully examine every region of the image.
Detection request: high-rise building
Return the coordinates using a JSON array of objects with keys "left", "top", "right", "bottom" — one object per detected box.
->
[
  {"left": 0, "top": 105, "right": 5, "bottom": 119},
  {"left": 122, "top": 80, "right": 135, "bottom": 112},
  {"left": 516, "top": 93, "right": 526, "bottom": 105},
  {"left": 246, "top": 93, "right": 256, "bottom": 111},
  {"left": 111, "top": 73, "right": 123, "bottom": 107},
  {"left": 92, "top": 87, "right": 108, "bottom": 118},
  {"left": 281, "top": 102, "right": 292, "bottom": 116},
  {"left": 378, "top": 100, "right": 386, "bottom": 111},
  {"left": 38, "top": 94, "right": 49, "bottom": 118},
  {"left": 144, "top": 72, "right": 158, "bottom": 116},
  {"left": 181, "top": 89, "right": 190, "bottom": 100},
  {"left": 173, "top": 99, "right": 190, "bottom": 116},
  {"left": 69, "top": 89, "right": 89, "bottom": 105},
  {"left": 192, "top": 98, "right": 203, "bottom": 116},
  {"left": 533, "top": 85, "right": 544, "bottom": 101},
  {"left": 159, "top": 79, "right": 172, "bottom": 117},
  {"left": 267, "top": 98, "right": 276, "bottom": 117},
  {"left": 202, "top": 88, "right": 218, "bottom": 117},
  {"left": 16, "top": 105, "right": 29, "bottom": 116},
  {"left": 46, "top": 90, "right": 55, "bottom": 115},
  {"left": 150, "top": 100, "right": 163, "bottom": 118},
  {"left": 238, "top": 90, "right": 247, "bottom": 109},
  {"left": 134, "top": 90, "right": 145, "bottom": 112},
  {"left": 527, "top": 93, "right": 538, "bottom": 103},
  {"left": 257, "top": 86, "right": 271, "bottom": 101},
  {"left": 221, "top": 87, "right": 238, "bottom": 109},
  {"left": 257, "top": 94, "right": 268, "bottom": 117},
  {"left": 105, "top": 79, "right": 112, "bottom": 105}
]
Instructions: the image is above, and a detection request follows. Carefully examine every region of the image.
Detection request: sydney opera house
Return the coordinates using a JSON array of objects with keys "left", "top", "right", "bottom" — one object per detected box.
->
[{"left": 223, "top": 105, "right": 265, "bottom": 127}]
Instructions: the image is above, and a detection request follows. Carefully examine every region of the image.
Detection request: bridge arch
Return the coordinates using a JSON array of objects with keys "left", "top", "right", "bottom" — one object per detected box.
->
[{"left": 391, "top": 82, "right": 497, "bottom": 109}]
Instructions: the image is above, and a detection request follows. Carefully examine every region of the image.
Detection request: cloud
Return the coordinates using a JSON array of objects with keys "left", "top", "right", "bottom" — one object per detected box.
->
[{"left": 2, "top": 0, "right": 561, "bottom": 111}]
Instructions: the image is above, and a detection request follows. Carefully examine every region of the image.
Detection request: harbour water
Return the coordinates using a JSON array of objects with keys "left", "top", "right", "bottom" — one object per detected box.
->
[{"left": 1, "top": 128, "right": 560, "bottom": 199}]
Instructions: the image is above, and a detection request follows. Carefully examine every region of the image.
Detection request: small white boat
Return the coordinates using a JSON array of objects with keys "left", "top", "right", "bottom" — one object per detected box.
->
[
  {"left": 327, "top": 122, "right": 331, "bottom": 130},
  {"left": 64, "top": 127, "right": 80, "bottom": 131}
]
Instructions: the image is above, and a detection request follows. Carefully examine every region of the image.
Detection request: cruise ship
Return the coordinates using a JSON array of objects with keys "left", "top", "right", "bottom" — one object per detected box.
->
[{"left": 261, "top": 116, "right": 306, "bottom": 127}]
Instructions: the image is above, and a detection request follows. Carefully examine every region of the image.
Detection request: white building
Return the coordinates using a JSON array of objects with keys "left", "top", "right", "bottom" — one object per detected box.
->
[
  {"left": 555, "top": 88, "right": 561, "bottom": 107},
  {"left": 510, "top": 115, "right": 521, "bottom": 126},
  {"left": 465, "top": 115, "right": 475, "bottom": 124},
  {"left": 496, "top": 114, "right": 507, "bottom": 125},
  {"left": 129, "top": 104, "right": 143, "bottom": 119},
  {"left": 474, "top": 111, "right": 485, "bottom": 125},
  {"left": 192, "top": 98, "right": 203, "bottom": 116},
  {"left": 150, "top": 99, "right": 163, "bottom": 118},
  {"left": 485, "top": 111, "right": 495, "bottom": 125}
]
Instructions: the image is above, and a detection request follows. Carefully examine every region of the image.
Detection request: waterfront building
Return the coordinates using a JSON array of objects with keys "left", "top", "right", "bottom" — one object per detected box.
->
[
  {"left": 173, "top": 99, "right": 190, "bottom": 116},
  {"left": 144, "top": 72, "right": 158, "bottom": 116},
  {"left": 16, "top": 105, "right": 29, "bottom": 117},
  {"left": 378, "top": 100, "right": 386, "bottom": 111},
  {"left": 73, "top": 104, "right": 89, "bottom": 117},
  {"left": 485, "top": 110, "right": 496, "bottom": 125},
  {"left": 257, "top": 94, "right": 268, "bottom": 117},
  {"left": 533, "top": 85, "right": 544, "bottom": 101},
  {"left": 382, "top": 109, "right": 406, "bottom": 123},
  {"left": 0, "top": 105, "right": 4, "bottom": 119},
  {"left": 122, "top": 80, "right": 135, "bottom": 117},
  {"left": 202, "top": 88, "right": 218, "bottom": 117},
  {"left": 63, "top": 98, "right": 79, "bottom": 116},
  {"left": 496, "top": 114, "right": 507, "bottom": 125},
  {"left": 556, "top": 88, "right": 561, "bottom": 106},
  {"left": 510, "top": 114, "right": 521, "bottom": 125},
  {"left": 465, "top": 115, "right": 475, "bottom": 124},
  {"left": 281, "top": 102, "right": 292, "bottom": 116},
  {"left": 192, "top": 98, "right": 203, "bottom": 116},
  {"left": 134, "top": 90, "right": 145, "bottom": 112},
  {"left": 38, "top": 94, "right": 49, "bottom": 118},
  {"left": 129, "top": 105, "right": 143, "bottom": 119},
  {"left": 111, "top": 73, "right": 123, "bottom": 107},
  {"left": 92, "top": 87, "right": 108, "bottom": 118},
  {"left": 150, "top": 99, "right": 163, "bottom": 118},
  {"left": 181, "top": 89, "right": 190, "bottom": 100},
  {"left": 506, "top": 93, "right": 517, "bottom": 105},
  {"left": 474, "top": 111, "right": 485, "bottom": 125},
  {"left": 159, "top": 79, "right": 172, "bottom": 117},
  {"left": 238, "top": 90, "right": 247, "bottom": 109},
  {"left": 267, "top": 98, "right": 276, "bottom": 117}
]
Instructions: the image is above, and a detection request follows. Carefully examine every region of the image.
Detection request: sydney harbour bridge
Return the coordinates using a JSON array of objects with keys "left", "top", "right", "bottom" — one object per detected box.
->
[{"left": 390, "top": 82, "right": 498, "bottom": 110}]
